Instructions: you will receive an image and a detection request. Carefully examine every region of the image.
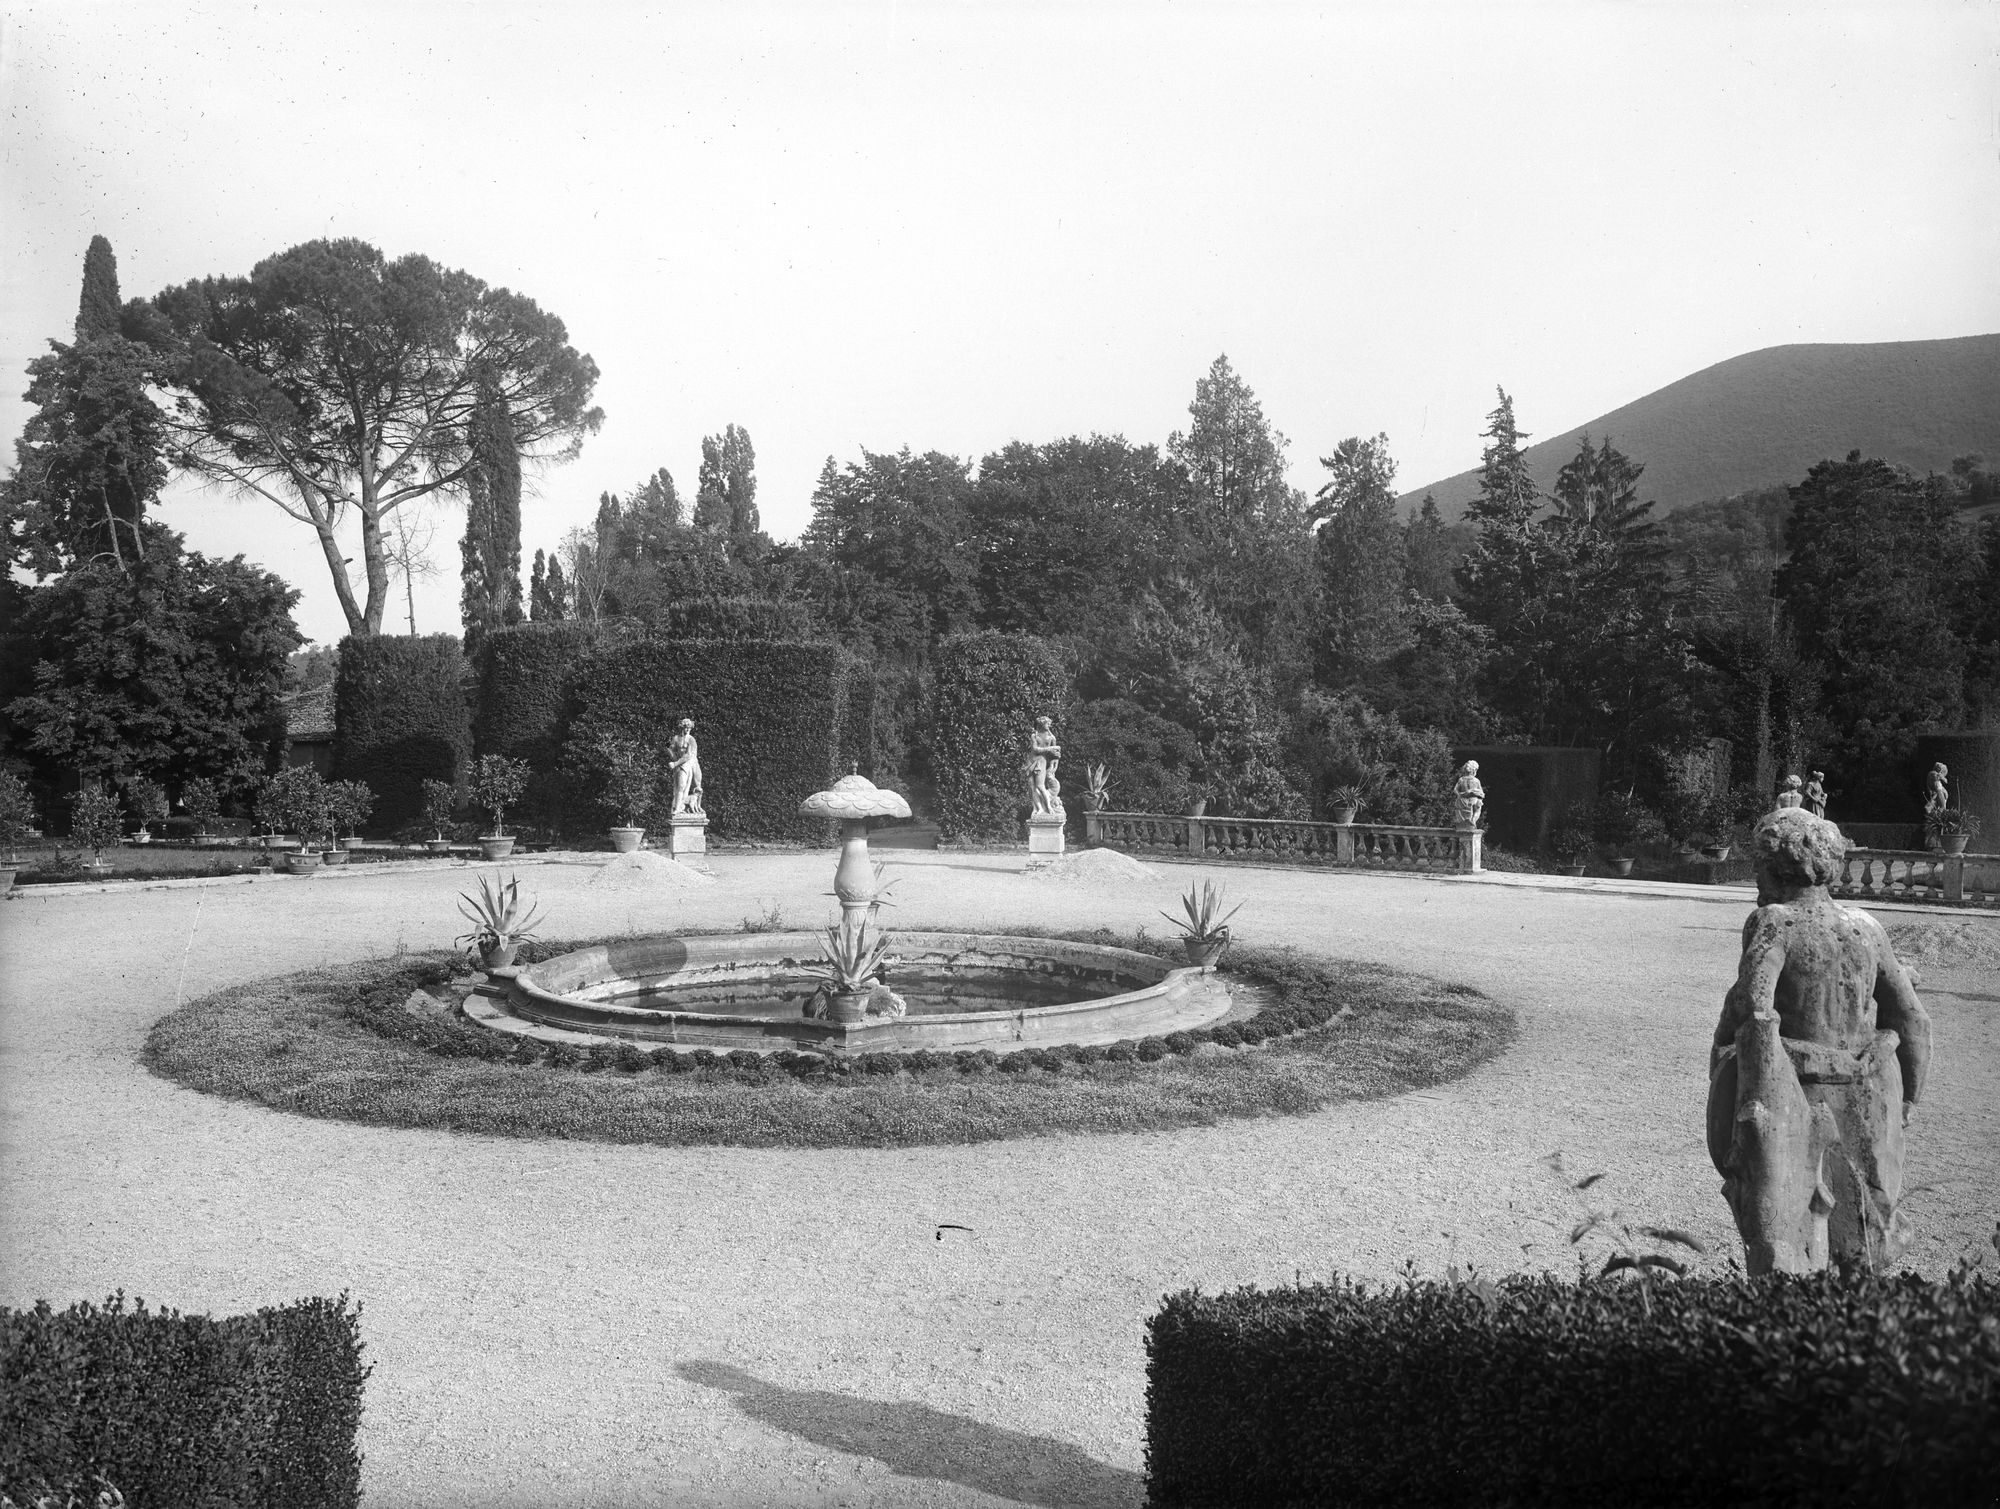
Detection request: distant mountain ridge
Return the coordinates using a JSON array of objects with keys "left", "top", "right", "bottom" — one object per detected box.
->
[{"left": 1401, "top": 334, "right": 2000, "bottom": 521}]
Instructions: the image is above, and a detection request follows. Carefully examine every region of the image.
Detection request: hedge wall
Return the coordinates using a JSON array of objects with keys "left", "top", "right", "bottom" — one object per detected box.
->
[
  {"left": 649, "top": 596, "right": 814, "bottom": 642},
  {"left": 474, "top": 619, "right": 613, "bottom": 836},
  {"left": 1145, "top": 1270, "right": 2000, "bottom": 1508},
  {"left": 839, "top": 657, "right": 877, "bottom": 780},
  {"left": 332, "top": 633, "right": 472, "bottom": 831},
  {"left": 565, "top": 638, "right": 853, "bottom": 841},
  {"left": 1, "top": 1293, "right": 367, "bottom": 1508},
  {"left": 928, "top": 633, "right": 1068, "bottom": 841}
]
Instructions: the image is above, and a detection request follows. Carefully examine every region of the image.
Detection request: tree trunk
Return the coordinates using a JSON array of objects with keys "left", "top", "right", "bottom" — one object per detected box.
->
[{"left": 360, "top": 506, "right": 390, "bottom": 635}]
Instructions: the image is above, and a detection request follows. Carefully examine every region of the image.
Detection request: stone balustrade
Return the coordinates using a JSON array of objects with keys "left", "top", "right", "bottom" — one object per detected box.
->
[
  {"left": 1083, "top": 810, "right": 1481, "bottom": 874},
  {"left": 1831, "top": 847, "right": 2000, "bottom": 909}
]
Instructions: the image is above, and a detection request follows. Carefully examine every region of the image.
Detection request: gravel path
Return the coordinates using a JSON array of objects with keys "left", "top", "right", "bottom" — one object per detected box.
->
[{"left": 2, "top": 853, "right": 1995, "bottom": 1508}]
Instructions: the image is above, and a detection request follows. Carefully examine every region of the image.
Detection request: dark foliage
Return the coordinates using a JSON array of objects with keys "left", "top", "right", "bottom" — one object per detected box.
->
[
  {"left": 1063, "top": 698, "right": 1201, "bottom": 817},
  {"left": 0, "top": 1292, "right": 368, "bottom": 1509},
  {"left": 473, "top": 619, "right": 610, "bottom": 835},
  {"left": 332, "top": 633, "right": 473, "bottom": 830},
  {"left": 928, "top": 633, "right": 1069, "bottom": 840},
  {"left": 1145, "top": 1268, "right": 2000, "bottom": 1508},
  {"left": 459, "top": 378, "right": 524, "bottom": 663}
]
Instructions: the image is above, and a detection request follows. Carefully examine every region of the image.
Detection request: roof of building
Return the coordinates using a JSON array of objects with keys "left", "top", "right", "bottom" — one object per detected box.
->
[{"left": 282, "top": 683, "right": 336, "bottom": 741}]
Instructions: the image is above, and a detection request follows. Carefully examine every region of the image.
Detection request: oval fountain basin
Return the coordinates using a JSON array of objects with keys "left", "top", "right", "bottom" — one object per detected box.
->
[{"left": 466, "top": 931, "right": 1238, "bottom": 1054}]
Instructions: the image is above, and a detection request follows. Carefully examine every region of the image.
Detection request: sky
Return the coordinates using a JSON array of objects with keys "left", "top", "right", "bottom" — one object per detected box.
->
[{"left": 4, "top": 0, "right": 1998, "bottom": 647}]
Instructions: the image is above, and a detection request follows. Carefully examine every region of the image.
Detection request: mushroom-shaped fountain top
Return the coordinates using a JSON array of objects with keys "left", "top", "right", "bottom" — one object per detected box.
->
[{"left": 798, "top": 769, "right": 911, "bottom": 823}]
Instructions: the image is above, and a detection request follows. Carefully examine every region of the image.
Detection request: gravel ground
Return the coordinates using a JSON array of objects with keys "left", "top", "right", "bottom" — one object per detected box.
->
[{"left": 2, "top": 851, "right": 1995, "bottom": 1509}]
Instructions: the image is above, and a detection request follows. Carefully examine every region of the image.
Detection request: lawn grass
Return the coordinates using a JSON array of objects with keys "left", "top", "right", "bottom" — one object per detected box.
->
[{"left": 142, "top": 930, "right": 1516, "bottom": 1148}]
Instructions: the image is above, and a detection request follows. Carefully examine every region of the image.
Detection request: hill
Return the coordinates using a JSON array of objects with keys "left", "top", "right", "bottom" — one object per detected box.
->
[{"left": 1401, "top": 334, "right": 2000, "bottom": 521}]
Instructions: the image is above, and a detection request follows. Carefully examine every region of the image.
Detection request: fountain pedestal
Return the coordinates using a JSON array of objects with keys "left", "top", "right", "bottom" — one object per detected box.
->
[
  {"left": 668, "top": 813, "right": 708, "bottom": 858},
  {"left": 1027, "top": 811, "right": 1066, "bottom": 866}
]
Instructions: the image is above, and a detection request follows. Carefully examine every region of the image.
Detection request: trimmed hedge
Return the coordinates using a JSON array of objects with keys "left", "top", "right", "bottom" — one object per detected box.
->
[
  {"left": 1145, "top": 1271, "right": 2000, "bottom": 1508},
  {"left": 839, "top": 658, "right": 877, "bottom": 779},
  {"left": 473, "top": 620, "right": 611, "bottom": 836},
  {"left": 929, "top": 633, "right": 1068, "bottom": 840},
  {"left": 332, "top": 633, "right": 472, "bottom": 831},
  {"left": 565, "top": 638, "right": 852, "bottom": 841},
  {"left": 649, "top": 596, "right": 814, "bottom": 641},
  {"left": 0, "top": 1292, "right": 368, "bottom": 1508}
]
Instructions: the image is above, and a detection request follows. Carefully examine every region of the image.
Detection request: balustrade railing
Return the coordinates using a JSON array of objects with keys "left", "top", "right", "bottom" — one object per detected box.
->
[
  {"left": 1083, "top": 811, "right": 1481, "bottom": 874},
  {"left": 1832, "top": 847, "right": 2000, "bottom": 909}
]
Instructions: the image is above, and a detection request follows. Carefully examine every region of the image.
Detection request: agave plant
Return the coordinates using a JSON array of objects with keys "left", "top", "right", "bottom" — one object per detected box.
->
[
  {"left": 1161, "top": 878, "right": 1242, "bottom": 945},
  {"left": 1328, "top": 784, "right": 1365, "bottom": 819},
  {"left": 1083, "top": 763, "right": 1111, "bottom": 810},
  {"left": 803, "top": 919, "right": 898, "bottom": 995},
  {"left": 454, "top": 872, "right": 546, "bottom": 964}
]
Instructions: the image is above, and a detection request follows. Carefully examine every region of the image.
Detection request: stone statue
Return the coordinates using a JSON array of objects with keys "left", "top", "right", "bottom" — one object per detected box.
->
[
  {"left": 667, "top": 719, "right": 704, "bottom": 815},
  {"left": 1775, "top": 773, "right": 1804, "bottom": 810},
  {"left": 1027, "top": 716, "right": 1063, "bottom": 817},
  {"left": 1803, "top": 771, "right": 1828, "bottom": 821},
  {"left": 1451, "top": 761, "right": 1484, "bottom": 829},
  {"left": 1924, "top": 762, "right": 1950, "bottom": 817},
  {"left": 1706, "top": 808, "right": 1932, "bottom": 1275}
]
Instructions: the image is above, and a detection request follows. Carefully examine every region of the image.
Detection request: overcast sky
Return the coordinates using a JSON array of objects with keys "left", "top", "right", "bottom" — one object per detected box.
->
[{"left": 4, "top": 0, "right": 1997, "bottom": 646}]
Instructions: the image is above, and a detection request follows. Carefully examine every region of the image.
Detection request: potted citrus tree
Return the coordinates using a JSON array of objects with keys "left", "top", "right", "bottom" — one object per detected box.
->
[
  {"left": 421, "top": 779, "right": 460, "bottom": 855},
  {"left": 472, "top": 755, "right": 529, "bottom": 860},
  {"left": 1549, "top": 822, "right": 1593, "bottom": 877},
  {"left": 125, "top": 777, "right": 169, "bottom": 844},
  {"left": 328, "top": 779, "right": 374, "bottom": 854},
  {"left": 0, "top": 770, "right": 38, "bottom": 894},
  {"left": 1161, "top": 879, "right": 1241, "bottom": 968},
  {"left": 588, "top": 733, "right": 657, "bottom": 853},
  {"left": 181, "top": 776, "right": 223, "bottom": 845},
  {"left": 71, "top": 780, "right": 124, "bottom": 875},
  {"left": 260, "top": 767, "right": 333, "bottom": 872}
]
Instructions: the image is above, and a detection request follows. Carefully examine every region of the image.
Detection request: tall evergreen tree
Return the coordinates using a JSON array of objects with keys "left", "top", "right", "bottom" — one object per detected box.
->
[
  {"left": 1309, "top": 433, "right": 1408, "bottom": 684},
  {"left": 694, "top": 425, "right": 759, "bottom": 549},
  {"left": 75, "top": 235, "right": 123, "bottom": 342},
  {"left": 458, "top": 380, "right": 523, "bottom": 659},
  {"left": 1402, "top": 493, "right": 1460, "bottom": 603}
]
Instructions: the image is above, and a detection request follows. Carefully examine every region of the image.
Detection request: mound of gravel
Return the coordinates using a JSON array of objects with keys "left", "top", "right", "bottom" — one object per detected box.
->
[
  {"left": 587, "top": 851, "right": 715, "bottom": 892},
  {"left": 1028, "top": 847, "right": 1161, "bottom": 887},
  {"left": 1885, "top": 917, "right": 2000, "bottom": 972}
]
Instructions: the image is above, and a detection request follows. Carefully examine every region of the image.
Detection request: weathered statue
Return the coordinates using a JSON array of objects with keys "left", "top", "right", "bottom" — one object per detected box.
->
[
  {"left": 1924, "top": 762, "right": 1950, "bottom": 817},
  {"left": 1027, "top": 716, "right": 1063, "bottom": 816},
  {"left": 1706, "top": 808, "right": 1932, "bottom": 1275},
  {"left": 1803, "top": 770, "right": 1828, "bottom": 821},
  {"left": 667, "top": 719, "right": 704, "bottom": 815},
  {"left": 1775, "top": 773, "right": 1804, "bottom": 810},
  {"left": 1451, "top": 761, "right": 1484, "bottom": 828}
]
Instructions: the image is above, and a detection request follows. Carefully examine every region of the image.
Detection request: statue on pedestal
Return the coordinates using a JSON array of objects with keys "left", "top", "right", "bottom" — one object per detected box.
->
[
  {"left": 1706, "top": 808, "right": 1932, "bottom": 1274},
  {"left": 1027, "top": 716, "right": 1064, "bottom": 817},
  {"left": 1803, "top": 771, "right": 1828, "bottom": 821},
  {"left": 1924, "top": 763, "right": 1950, "bottom": 818},
  {"left": 1775, "top": 773, "right": 1804, "bottom": 810},
  {"left": 667, "top": 719, "right": 704, "bottom": 815},
  {"left": 1451, "top": 761, "right": 1484, "bottom": 829}
]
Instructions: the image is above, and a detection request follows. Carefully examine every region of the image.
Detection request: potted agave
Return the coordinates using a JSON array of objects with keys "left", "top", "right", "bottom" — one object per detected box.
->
[
  {"left": 0, "top": 770, "right": 38, "bottom": 894},
  {"left": 1162, "top": 879, "right": 1242, "bottom": 968},
  {"left": 421, "top": 779, "right": 459, "bottom": 855},
  {"left": 1081, "top": 763, "right": 1111, "bottom": 814},
  {"left": 472, "top": 755, "right": 529, "bottom": 861},
  {"left": 1328, "top": 785, "right": 1364, "bottom": 826},
  {"left": 456, "top": 871, "right": 546, "bottom": 971},
  {"left": 802, "top": 918, "right": 897, "bottom": 1025},
  {"left": 71, "top": 780, "right": 124, "bottom": 875},
  {"left": 1926, "top": 808, "right": 1981, "bottom": 857},
  {"left": 589, "top": 733, "right": 657, "bottom": 854}
]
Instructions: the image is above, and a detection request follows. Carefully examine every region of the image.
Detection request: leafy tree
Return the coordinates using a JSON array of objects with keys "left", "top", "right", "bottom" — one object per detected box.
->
[
  {"left": 529, "top": 549, "right": 568, "bottom": 621},
  {"left": 1286, "top": 689, "right": 1454, "bottom": 823},
  {"left": 1309, "top": 434, "right": 1408, "bottom": 685},
  {"left": 5, "top": 531, "right": 300, "bottom": 793},
  {"left": 1775, "top": 452, "right": 1983, "bottom": 814},
  {"left": 143, "top": 239, "right": 602, "bottom": 635},
  {"left": 694, "top": 424, "right": 759, "bottom": 544},
  {"left": 3, "top": 238, "right": 166, "bottom": 575},
  {"left": 458, "top": 379, "right": 524, "bottom": 659}
]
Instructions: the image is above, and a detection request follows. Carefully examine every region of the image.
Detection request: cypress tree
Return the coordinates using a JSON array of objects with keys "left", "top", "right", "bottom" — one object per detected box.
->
[
  {"left": 75, "top": 235, "right": 122, "bottom": 342},
  {"left": 459, "top": 380, "right": 523, "bottom": 659}
]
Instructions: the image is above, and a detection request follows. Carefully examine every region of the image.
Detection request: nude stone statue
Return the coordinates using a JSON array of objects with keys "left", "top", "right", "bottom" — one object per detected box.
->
[
  {"left": 1706, "top": 808, "right": 1932, "bottom": 1275},
  {"left": 1924, "top": 762, "right": 1950, "bottom": 817},
  {"left": 1027, "top": 716, "right": 1063, "bottom": 817},
  {"left": 1803, "top": 770, "right": 1828, "bottom": 821},
  {"left": 1775, "top": 773, "right": 1804, "bottom": 810},
  {"left": 667, "top": 719, "right": 704, "bottom": 815},
  {"left": 1451, "top": 761, "right": 1484, "bottom": 828}
]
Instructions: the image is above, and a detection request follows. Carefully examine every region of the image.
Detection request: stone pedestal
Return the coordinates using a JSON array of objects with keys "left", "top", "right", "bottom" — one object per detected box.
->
[
  {"left": 668, "top": 813, "right": 708, "bottom": 858},
  {"left": 1027, "top": 811, "right": 1066, "bottom": 866}
]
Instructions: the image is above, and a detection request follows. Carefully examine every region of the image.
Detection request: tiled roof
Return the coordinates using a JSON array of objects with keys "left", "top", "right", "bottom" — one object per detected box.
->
[{"left": 283, "top": 684, "right": 336, "bottom": 740}]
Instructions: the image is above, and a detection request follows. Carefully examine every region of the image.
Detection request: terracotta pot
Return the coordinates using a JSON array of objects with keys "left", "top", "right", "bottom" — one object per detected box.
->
[
  {"left": 341, "top": 835, "right": 366, "bottom": 851},
  {"left": 1611, "top": 857, "right": 1635, "bottom": 876},
  {"left": 608, "top": 826, "right": 645, "bottom": 854},
  {"left": 0, "top": 865, "right": 17, "bottom": 894},
  {"left": 283, "top": 851, "right": 322, "bottom": 874},
  {"left": 827, "top": 989, "right": 870, "bottom": 1024},
  {"left": 320, "top": 847, "right": 350, "bottom": 867},
  {"left": 1332, "top": 807, "right": 1358, "bottom": 826},
  {"left": 426, "top": 838, "right": 454, "bottom": 855},
  {"left": 1183, "top": 936, "right": 1227, "bottom": 968},
  {"left": 1186, "top": 798, "right": 1208, "bottom": 818},
  {"left": 1704, "top": 845, "right": 1731, "bottom": 862},
  {"left": 1564, "top": 860, "right": 1587, "bottom": 876},
  {"left": 479, "top": 939, "right": 520, "bottom": 971},
  {"left": 132, "top": 828, "right": 152, "bottom": 845},
  {"left": 479, "top": 835, "right": 516, "bottom": 861},
  {"left": 1945, "top": 834, "right": 1970, "bottom": 856}
]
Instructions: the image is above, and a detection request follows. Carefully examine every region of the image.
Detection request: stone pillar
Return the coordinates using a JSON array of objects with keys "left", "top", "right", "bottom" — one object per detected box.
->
[
  {"left": 1334, "top": 823, "right": 1356, "bottom": 866},
  {"left": 1458, "top": 827, "right": 1483, "bottom": 874},
  {"left": 1084, "top": 811, "right": 1104, "bottom": 846},
  {"left": 668, "top": 812, "right": 708, "bottom": 859},
  {"left": 1027, "top": 812, "right": 1066, "bottom": 866}
]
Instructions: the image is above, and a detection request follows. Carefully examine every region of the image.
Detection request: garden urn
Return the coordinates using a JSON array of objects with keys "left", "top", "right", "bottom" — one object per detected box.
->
[
  {"left": 480, "top": 835, "right": 517, "bottom": 861},
  {"left": 608, "top": 826, "right": 645, "bottom": 854}
]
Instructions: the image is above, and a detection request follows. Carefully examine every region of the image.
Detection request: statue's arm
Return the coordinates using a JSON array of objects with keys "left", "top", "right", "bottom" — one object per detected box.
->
[
  {"left": 1863, "top": 917, "right": 1932, "bottom": 1107},
  {"left": 1712, "top": 909, "right": 1786, "bottom": 1074}
]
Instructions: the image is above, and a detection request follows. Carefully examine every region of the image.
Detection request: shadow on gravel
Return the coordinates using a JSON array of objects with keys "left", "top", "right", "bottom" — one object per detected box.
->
[{"left": 678, "top": 1360, "right": 1143, "bottom": 1508}]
